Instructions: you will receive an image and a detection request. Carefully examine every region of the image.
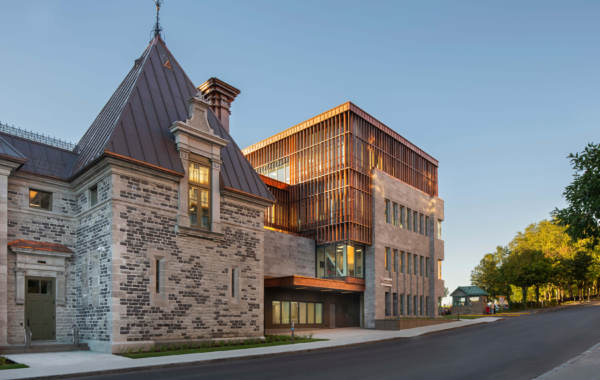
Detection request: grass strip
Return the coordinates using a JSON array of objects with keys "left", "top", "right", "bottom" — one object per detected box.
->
[
  {"left": 121, "top": 337, "right": 326, "bottom": 359},
  {"left": 0, "top": 357, "right": 28, "bottom": 370}
]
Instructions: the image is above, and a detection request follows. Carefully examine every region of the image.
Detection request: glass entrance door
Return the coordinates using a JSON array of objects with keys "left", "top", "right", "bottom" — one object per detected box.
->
[{"left": 25, "top": 277, "right": 56, "bottom": 340}]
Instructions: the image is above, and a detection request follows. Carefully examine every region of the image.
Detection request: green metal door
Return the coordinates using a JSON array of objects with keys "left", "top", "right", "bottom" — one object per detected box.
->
[{"left": 25, "top": 277, "right": 56, "bottom": 340}]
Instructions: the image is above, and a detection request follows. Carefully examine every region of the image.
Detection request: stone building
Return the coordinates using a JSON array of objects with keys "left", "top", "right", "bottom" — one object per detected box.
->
[
  {"left": 243, "top": 102, "right": 445, "bottom": 329},
  {"left": 0, "top": 34, "right": 274, "bottom": 353}
]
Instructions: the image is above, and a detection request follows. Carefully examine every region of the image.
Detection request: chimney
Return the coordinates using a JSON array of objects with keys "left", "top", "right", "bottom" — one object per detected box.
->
[{"left": 198, "top": 77, "right": 240, "bottom": 133}]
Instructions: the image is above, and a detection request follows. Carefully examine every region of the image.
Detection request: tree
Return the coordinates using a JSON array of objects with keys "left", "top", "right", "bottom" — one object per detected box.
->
[
  {"left": 471, "top": 246, "right": 510, "bottom": 300},
  {"left": 553, "top": 143, "right": 600, "bottom": 247},
  {"left": 502, "top": 249, "right": 552, "bottom": 304}
]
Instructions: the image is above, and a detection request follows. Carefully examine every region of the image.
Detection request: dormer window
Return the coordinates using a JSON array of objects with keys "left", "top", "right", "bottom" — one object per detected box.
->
[{"left": 188, "top": 156, "right": 211, "bottom": 229}]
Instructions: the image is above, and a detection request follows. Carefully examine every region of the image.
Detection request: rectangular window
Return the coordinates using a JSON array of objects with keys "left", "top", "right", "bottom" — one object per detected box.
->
[
  {"left": 282, "top": 301, "right": 290, "bottom": 324},
  {"left": 89, "top": 184, "right": 98, "bottom": 206},
  {"left": 155, "top": 259, "right": 162, "bottom": 293},
  {"left": 355, "top": 246, "right": 364, "bottom": 278},
  {"left": 393, "top": 292, "right": 398, "bottom": 316},
  {"left": 385, "top": 199, "right": 391, "bottom": 224},
  {"left": 393, "top": 249, "right": 398, "bottom": 272},
  {"left": 400, "top": 206, "right": 405, "bottom": 228},
  {"left": 420, "top": 295, "right": 424, "bottom": 315},
  {"left": 347, "top": 245, "right": 355, "bottom": 277},
  {"left": 407, "top": 253, "right": 411, "bottom": 274},
  {"left": 28, "top": 279, "right": 40, "bottom": 294},
  {"left": 426, "top": 296, "right": 430, "bottom": 315},
  {"left": 317, "top": 247, "right": 325, "bottom": 277},
  {"left": 425, "top": 216, "right": 430, "bottom": 236},
  {"left": 401, "top": 251, "right": 405, "bottom": 273},
  {"left": 189, "top": 159, "right": 211, "bottom": 229},
  {"left": 385, "top": 292, "right": 391, "bottom": 316},
  {"left": 414, "top": 254, "right": 418, "bottom": 275},
  {"left": 385, "top": 247, "right": 391, "bottom": 271},
  {"left": 407, "top": 208, "right": 412, "bottom": 231},
  {"left": 299, "top": 302, "right": 307, "bottom": 324},
  {"left": 315, "top": 303, "right": 323, "bottom": 324},
  {"left": 407, "top": 294, "right": 411, "bottom": 315},
  {"left": 420, "top": 256, "right": 424, "bottom": 276},
  {"left": 419, "top": 214, "right": 424, "bottom": 234},
  {"left": 307, "top": 303, "right": 315, "bottom": 324},
  {"left": 393, "top": 203, "right": 398, "bottom": 226},
  {"left": 438, "top": 260, "right": 442, "bottom": 280},
  {"left": 29, "top": 189, "right": 52, "bottom": 211},
  {"left": 400, "top": 294, "right": 404, "bottom": 315},
  {"left": 414, "top": 296, "right": 418, "bottom": 315},
  {"left": 425, "top": 258, "right": 430, "bottom": 278},
  {"left": 272, "top": 301, "right": 281, "bottom": 324},
  {"left": 413, "top": 211, "right": 418, "bottom": 232},
  {"left": 291, "top": 301, "right": 298, "bottom": 323},
  {"left": 231, "top": 268, "right": 238, "bottom": 298},
  {"left": 437, "top": 219, "right": 442, "bottom": 239}
]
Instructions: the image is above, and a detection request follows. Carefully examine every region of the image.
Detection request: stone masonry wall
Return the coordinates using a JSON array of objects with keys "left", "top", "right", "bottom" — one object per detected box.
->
[
  {"left": 6, "top": 177, "right": 77, "bottom": 343},
  {"left": 264, "top": 229, "right": 315, "bottom": 278},
  {"left": 365, "top": 169, "right": 445, "bottom": 327},
  {"left": 72, "top": 174, "right": 113, "bottom": 346},
  {"left": 110, "top": 168, "right": 265, "bottom": 351}
]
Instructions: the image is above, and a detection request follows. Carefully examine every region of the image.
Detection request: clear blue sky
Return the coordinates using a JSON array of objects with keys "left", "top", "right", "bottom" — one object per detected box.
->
[{"left": 1, "top": 1, "right": 598, "bottom": 300}]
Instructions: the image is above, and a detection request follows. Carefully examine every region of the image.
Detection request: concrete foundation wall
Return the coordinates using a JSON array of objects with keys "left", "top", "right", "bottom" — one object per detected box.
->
[{"left": 264, "top": 230, "right": 315, "bottom": 278}]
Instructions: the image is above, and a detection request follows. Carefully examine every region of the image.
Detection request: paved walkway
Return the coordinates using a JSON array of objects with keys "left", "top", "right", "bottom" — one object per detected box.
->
[
  {"left": 0, "top": 317, "right": 500, "bottom": 379},
  {"left": 534, "top": 341, "right": 600, "bottom": 380}
]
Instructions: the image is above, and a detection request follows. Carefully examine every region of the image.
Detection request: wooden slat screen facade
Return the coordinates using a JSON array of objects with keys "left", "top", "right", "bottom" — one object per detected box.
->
[{"left": 245, "top": 105, "right": 438, "bottom": 246}]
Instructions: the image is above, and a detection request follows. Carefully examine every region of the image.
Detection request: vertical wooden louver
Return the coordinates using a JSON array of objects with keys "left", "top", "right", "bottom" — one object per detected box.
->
[{"left": 244, "top": 103, "right": 438, "bottom": 246}]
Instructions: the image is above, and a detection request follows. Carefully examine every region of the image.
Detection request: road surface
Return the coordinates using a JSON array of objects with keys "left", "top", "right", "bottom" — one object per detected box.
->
[{"left": 75, "top": 303, "right": 600, "bottom": 380}]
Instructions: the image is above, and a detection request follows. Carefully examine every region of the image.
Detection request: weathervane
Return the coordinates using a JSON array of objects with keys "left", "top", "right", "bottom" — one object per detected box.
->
[{"left": 153, "top": 0, "right": 163, "bottom": 38}]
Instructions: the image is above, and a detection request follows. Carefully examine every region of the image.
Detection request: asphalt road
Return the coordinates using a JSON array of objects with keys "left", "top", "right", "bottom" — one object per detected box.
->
[{"left": 75, "top": 303, "right": 600, "bottom": 380}]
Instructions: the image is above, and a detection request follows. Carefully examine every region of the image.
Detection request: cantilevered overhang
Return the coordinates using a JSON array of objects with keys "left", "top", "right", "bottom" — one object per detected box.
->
[{"left": 265, "top": 275, "right": 365, "bottom": 293}]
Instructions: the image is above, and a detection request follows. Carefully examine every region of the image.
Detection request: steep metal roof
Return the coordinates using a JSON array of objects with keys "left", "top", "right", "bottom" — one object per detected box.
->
[
  {"left": 0, "top": 132, "right": 77, "bottom": 179},
  {"left": 73, "top": 36, "right": 273, "bottom": 202},
  {"left": 0, "top": 135, "right": 27, "bottom": 164}
]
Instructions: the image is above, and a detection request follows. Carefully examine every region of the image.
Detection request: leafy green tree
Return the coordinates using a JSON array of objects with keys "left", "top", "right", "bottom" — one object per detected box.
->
[
  {"left": 502, "top": 249, "right": 552, "bottom": 304},
  {"left": 471, "top": 246, "right": 510, "bottom": 300},
  {"left": 553, "top": 143, "right": 600, "bottom": 247}
]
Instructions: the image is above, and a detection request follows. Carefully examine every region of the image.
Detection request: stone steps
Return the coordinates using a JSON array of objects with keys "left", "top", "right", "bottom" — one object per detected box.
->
[{"left": 0, "top": 343, "right": 89, "bottom": 354}]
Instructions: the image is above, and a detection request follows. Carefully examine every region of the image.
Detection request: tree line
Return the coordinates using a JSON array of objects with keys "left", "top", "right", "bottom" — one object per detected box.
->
[{"left": 471, "top": 143, "right": 600, "bottom": 306}]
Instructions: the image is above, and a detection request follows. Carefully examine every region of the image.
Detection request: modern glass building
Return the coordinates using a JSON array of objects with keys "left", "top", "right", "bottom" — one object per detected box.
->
[{"left": 244, "top": 102, "right": 445, "bottom": 329}]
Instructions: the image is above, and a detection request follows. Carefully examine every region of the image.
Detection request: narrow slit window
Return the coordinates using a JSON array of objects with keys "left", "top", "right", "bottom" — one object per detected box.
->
[
  {"left": 89, "top": 184, "right": 98, "bottom": 206},
  {"left": 231, "top": 268, "right": 238, "bottom": 298},
  {"left": 155, "top": 259, "right": 161, "bottom": 293}
]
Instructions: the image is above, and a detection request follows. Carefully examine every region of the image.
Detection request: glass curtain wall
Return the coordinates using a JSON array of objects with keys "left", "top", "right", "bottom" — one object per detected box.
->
[{"left": 316, "top": 242, "right": 364, "bottom": 279}]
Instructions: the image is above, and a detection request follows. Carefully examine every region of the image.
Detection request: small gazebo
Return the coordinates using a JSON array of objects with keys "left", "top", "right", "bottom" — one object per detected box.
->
[{"left": 450, "top": 286, "right": 489, "bottom": 314}]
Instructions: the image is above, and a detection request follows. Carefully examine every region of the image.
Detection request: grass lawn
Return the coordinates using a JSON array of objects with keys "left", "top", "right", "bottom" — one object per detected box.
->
[
  {"left": 0, "top": 357, "right": 28, "bottom": 370},
  {"left": 120, "top": 335, "right": 326, "bottom": 359}
]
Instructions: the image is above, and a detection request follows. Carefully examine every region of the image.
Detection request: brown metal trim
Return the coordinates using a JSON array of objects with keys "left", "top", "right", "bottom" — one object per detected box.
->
[
  {"left": 265, "top": 275, "right": 365, "bottom": 292},
  {"left": 103, "top": 150, "right": 185, "bottom": 177},
  {"left": 223, "top": 185, "right": 275, "bottom": 205}
]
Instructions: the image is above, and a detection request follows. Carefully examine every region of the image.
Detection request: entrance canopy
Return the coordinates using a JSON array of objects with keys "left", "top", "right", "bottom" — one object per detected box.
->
[{"left": 265, "top": 275, "right": 365, "bottom": 293}]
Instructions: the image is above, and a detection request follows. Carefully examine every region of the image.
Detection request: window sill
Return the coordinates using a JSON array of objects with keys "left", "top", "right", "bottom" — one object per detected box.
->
[{"left": 176, "top": 225, "right": 223, "bottom": 240}]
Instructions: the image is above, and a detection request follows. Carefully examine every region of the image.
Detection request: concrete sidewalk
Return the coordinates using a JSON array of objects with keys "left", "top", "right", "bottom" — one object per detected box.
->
[
  {"left": 0, "top": 317, "right": 500, "bottom": 379},
  {"left": 534, "top": 341, "right": 600, "bottom": 380}
]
